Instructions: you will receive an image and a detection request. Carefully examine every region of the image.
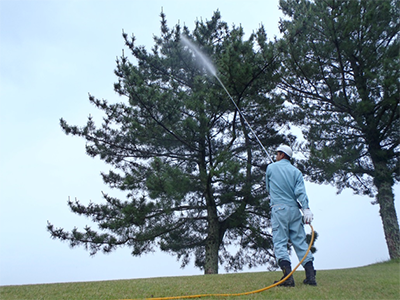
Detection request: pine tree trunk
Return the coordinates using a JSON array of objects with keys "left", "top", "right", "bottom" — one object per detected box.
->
[
  {"left": 201, "top": 158, "right": 220, "bottom": 274},
  {"left": 374, "top": 161, "right": 400, "bottom": 259},
  {"left": 377, "top": 180, "right": 400, "bottom": 259},
  {"left": 204, "top": 220, "right": 219, "bottom": 274}
]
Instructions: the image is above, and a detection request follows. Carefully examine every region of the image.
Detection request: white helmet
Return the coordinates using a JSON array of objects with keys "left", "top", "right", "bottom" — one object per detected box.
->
[{"left": 276, "top": 144, "right": 293, "bottom": 158}]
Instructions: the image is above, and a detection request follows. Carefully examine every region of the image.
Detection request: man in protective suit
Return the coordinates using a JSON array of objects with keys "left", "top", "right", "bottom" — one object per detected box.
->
[{"left": 265, "top": 145, "right": 317, "bottom": 287}]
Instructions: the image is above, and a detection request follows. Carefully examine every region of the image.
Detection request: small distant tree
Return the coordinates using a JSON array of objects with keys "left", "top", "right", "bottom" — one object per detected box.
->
[
  {"left": 277, "top": 0, "right": 400, "bottom": 258},
  {"left": 47, "top": 11, "right": 289, "bottom": 274}
]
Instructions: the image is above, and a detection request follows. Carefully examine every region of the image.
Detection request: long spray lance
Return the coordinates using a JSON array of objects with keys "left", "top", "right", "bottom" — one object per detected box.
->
[
  {"left": 213, "top": 75, "right": 274, "bottom": 163},
  {"left": 180, "top": 35, "right": 274, "bottom": 163}
]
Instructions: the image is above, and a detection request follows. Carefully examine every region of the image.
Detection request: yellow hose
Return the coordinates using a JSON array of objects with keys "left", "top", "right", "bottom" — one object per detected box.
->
[{"left": 123, "top": 224, "right": 315, "bottom": 300}]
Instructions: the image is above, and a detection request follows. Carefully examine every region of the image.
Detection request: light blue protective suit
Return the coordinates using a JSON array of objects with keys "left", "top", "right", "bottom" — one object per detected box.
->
[{"left": 265, "top": 159, "right": 313, "bottom": 266}]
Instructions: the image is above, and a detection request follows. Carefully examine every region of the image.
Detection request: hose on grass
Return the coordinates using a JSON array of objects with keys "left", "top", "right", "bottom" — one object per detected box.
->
[{"left": 123, "top": 224, "right": 315, "bottom": 300}]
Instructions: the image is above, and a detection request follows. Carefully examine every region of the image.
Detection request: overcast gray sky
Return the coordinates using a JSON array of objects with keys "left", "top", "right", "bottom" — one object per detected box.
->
[{"left": 0, "top": 0, "right": 399, "bottom": 286}]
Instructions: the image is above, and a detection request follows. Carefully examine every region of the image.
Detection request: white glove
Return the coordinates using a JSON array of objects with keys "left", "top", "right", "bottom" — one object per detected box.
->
[{"left": 302, "top": 208, "right": 313, "bottom": 224}]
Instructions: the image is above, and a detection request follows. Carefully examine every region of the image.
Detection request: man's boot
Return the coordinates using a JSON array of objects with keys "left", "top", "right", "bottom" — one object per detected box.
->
[
  {"left": 303, "top": 261, "right": 317, "bottom": 286},
  {"left": 274, "top": 260, "right": 295, "bottom": 287}
]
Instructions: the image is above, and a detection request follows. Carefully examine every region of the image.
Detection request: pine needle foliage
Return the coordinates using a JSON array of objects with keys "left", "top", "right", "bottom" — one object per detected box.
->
[
  {"left": 277, "top": 0, "right": 400, "bottom": 259},
  {"left": 47, "top": 11, "right": 289, "bottom": 274}
]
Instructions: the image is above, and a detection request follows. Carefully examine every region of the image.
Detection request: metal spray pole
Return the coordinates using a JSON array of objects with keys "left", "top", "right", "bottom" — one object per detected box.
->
[{"left": 214, "top": 76, "right": 274, "bottom": 163}]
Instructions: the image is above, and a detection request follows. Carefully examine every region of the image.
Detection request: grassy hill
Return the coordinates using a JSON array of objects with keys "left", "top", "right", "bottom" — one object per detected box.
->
[{"left": 0, "top": 259, "right": 398, "bottom": 300}]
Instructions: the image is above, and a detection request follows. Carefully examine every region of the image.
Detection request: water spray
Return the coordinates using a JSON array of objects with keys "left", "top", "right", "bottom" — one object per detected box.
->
[{"left": 180, "top": 35, "right": 274, "bottom": 163}]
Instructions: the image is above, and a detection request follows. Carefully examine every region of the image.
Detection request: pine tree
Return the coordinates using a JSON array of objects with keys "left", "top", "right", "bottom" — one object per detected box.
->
[
  {"left": 47, "top": 11, "right": 288, "bottom": 274},
  {"left": 277, "top": 0, "right": 400, "bottom": 258}
]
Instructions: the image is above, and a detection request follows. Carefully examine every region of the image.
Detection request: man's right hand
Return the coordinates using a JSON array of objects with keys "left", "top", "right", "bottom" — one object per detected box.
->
[{"left": 302, "top": 208, "right": 313, "bottom": 224}]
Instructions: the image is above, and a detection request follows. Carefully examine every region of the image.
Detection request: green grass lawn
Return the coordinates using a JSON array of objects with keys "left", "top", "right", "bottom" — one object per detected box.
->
[{"left": 0, "top": 259, "right": 399, "bottom": 300}]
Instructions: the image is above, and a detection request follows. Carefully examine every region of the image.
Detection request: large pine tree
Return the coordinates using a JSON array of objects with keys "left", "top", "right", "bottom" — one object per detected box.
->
[
  {"left": 277, "top": 0, "right": 400, "bottom": 258},
  {"left": 48, "top": 11, "right": 289, "bottom": 274}
]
